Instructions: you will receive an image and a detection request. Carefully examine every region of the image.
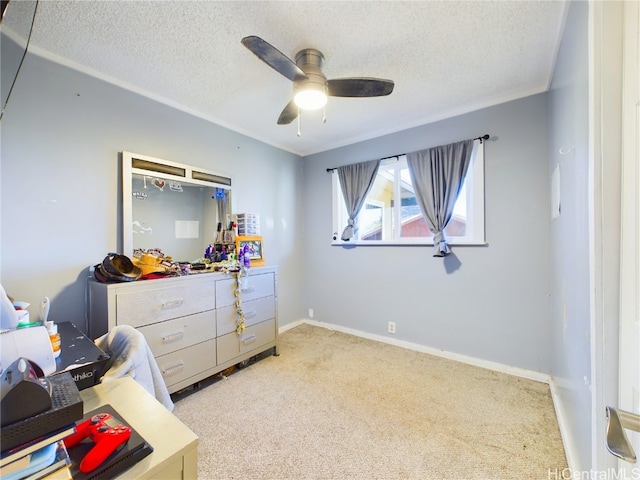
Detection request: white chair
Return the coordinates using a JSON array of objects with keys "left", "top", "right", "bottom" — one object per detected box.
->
[{"left": 95, "top": 325, "right": 174, "bottom": 412}]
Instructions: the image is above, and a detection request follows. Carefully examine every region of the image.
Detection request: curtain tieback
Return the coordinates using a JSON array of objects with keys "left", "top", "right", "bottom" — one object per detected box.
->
[
  {"left": 341, "top": 218, "right": 355, "bottom": 241},
  {"left": 432, "top": 231, "right": 450, "bottom": 257}
]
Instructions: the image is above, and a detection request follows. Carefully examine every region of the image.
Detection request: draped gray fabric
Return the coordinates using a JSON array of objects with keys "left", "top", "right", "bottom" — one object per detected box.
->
[
  {"left": 337, "top": 159, "right": 381, "bottom": 241},
  {"left": 216, "top": 190, "right": 231, "bottom": 227},
  {"left": 406, "top": 139, "right": 474, "bottom": 257}
]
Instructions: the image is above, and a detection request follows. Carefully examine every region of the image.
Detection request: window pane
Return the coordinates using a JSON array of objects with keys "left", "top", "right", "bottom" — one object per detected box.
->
[
  {"left": 443, "top": 214, "right": 466, "bottom": 236},
  {"left": 333, "top": 141, "right": 483, "bottom": 245},
  {"left": 360, "top": 168, "right": 392, "bottom": 241},
  {"left": 359, "top": 203, "right": 383, "bottom": 240},
  {"left": 444, "top": 175, "right": 467, "bottom": 236},
  {"left": 398, "top": 165, "right": 431, "bottom": 238},
  {"left": 363, "top": 161, "right": 467, "bottom": 239},
  {"left": 401, "top": 214, "right": 431, "bottom": 237}
]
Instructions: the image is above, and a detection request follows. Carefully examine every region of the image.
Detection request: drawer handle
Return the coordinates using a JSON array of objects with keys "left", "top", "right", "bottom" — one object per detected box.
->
[
  {"left": 162, "top": 331, "right": 185, "bottom": 343},
  {"left": 161, "top": 299, "right": 184, "bottom": 309},
  {"left": 162, "top": 362, "right": 185, "bottom": 376},
  {"left": 244, "top": 310, "right": 257, "bottom": 319},
  {"left": 240, "top": 286, "right": 255, "bottom": 294},
  {"left": 242, "top": 334, "right": 257, "bottom": 346}
]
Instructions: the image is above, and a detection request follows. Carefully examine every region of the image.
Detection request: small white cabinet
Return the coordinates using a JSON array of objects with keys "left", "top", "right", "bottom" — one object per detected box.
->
[{"left": 88, "top": 267, "right": 278, "bottom": 394}]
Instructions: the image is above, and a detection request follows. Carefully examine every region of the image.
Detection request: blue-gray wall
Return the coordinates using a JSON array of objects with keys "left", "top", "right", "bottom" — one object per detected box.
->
[
  {"left": 0, "top": 53, "right": 305, "bottom": 332},
  {"left": 547, "top": 1, "right": 591, "bottom": 471},
  {"left": 2, "top": 53, "right": 557, "bottom": 376},
  {"left": 302, "top": 93, "right": 552, "bottom": 373}
]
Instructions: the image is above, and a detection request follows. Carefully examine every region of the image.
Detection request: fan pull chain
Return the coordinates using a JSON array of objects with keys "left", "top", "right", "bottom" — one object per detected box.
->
[
  {"left": 297, "top": 109, "right": 301, "bottom": 137},
  {"left": 323, "top": 105, "right": 327, "bottom": 124}
]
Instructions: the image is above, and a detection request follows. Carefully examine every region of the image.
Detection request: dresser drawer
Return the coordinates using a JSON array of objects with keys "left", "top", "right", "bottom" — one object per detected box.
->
[
  {"left": 115, "top": 279, "right": 216, "bottom": 328},
  {"left": 216, "top": 296, "right": 276, "bottom": 336},
  {"left": 215, "top": 272, "right": 275, "bottom": 308},
  {"left": 217, "top": 319, "right": 276, "bottom": 365},
  {"left": 138, "top": 310, "right": 216, "bottom": 358},
  {"left": 156, "top": 339, "right": 216, "bottom": 389}
]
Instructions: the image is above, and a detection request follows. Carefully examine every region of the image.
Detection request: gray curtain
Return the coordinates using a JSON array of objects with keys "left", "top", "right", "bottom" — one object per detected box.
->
[
  {"left": 406, "top": 139, "right": 474, "bottom": 257},
  {"left": 337, "top": 159, "right": 380, "bottom": 241},
  {"left": 216, "top": 189, "right": 231, "bottom": 228}
]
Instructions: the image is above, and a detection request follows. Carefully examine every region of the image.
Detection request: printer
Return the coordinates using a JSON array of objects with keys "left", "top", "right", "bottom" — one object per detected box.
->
[{"left": 1, "top": 283, "right": 56, "bottom": 376}]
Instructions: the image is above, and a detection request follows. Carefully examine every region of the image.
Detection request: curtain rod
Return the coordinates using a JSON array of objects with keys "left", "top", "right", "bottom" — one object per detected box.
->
[{"left": 325, "top": 134, "right": 490, "bottom": 173}]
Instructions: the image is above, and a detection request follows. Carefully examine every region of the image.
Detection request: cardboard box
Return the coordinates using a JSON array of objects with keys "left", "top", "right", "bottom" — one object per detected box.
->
[{"left": 53, "top": 322, "right": 110, "bottom": 390}]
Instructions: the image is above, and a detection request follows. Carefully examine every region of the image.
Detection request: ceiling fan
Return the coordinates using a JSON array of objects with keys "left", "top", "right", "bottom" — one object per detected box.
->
[{"left": 241, "top": 36, "right": 395, "bottom": 126}]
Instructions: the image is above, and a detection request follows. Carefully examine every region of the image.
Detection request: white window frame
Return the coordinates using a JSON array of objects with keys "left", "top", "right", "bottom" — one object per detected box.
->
[{"left": 331, "top": 141, "right": 486, "bottom": 246}]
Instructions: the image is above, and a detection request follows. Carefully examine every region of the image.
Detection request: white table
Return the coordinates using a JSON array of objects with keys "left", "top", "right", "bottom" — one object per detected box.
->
[{"left": 80, "top": 377, "right": 198, "bottom": 479}]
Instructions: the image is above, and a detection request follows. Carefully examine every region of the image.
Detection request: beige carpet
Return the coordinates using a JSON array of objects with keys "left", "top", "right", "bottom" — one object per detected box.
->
[{"left": 172, "top": 324, "right": 567, "bottom": 480}]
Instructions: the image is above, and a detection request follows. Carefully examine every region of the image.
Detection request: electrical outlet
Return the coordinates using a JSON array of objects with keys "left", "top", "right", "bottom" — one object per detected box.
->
[
  {"left": 308, "top": 308, "right": 314, "bottom": 319},
  {"left": 388, "top": 321, "right": 396, "bottom": 334}
]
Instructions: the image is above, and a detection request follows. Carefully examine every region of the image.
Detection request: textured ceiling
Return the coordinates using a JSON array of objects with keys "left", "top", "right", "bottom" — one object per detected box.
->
[{"left": 22, "top": 0, "right": 566, "bottom": 156}]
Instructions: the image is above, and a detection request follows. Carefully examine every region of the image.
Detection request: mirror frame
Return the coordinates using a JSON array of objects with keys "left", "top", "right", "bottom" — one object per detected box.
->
[{"left": 122, "top": 151, "right": 233, "bottom": 259}]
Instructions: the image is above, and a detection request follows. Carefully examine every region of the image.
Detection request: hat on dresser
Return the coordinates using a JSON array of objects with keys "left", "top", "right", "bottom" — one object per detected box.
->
[
  {"left": 132, "top": 253, "right": 168, "bottom": 276},
  {"left": 96, "top": 253, "right": 143, "bottom": 282}
]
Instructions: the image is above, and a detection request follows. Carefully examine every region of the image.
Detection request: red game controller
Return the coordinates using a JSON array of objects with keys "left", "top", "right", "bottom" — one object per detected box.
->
[{"left": 64, "top": 412, "right": 131, "bottom": 473}]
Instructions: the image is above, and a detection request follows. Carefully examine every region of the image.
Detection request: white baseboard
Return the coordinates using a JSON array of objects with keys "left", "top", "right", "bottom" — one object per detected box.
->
[
  {"left": 280, "top": 318, "right": 550, "bottom": 383},
  {"left": 279, "top": 319, "right": 306, "bottom": 334},
  {"left": 548, "top": 377, "right": 580, "bottom": 472},
  {"left": 280, "top": 318, "right": 575, "bottom": 469}
]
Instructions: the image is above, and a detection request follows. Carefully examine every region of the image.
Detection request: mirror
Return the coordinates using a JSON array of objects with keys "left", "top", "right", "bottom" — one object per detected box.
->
[
  {"left": 122, "top": 151, "right": 233, "bottom": 262},
  {"left": 1, "top": 0, "right": 38, "bottom": 120}
]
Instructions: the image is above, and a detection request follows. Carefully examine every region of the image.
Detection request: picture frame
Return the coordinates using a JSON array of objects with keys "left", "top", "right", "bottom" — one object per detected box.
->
[{"left": 235, "top": 235, "right": 265, "bottom": 266}]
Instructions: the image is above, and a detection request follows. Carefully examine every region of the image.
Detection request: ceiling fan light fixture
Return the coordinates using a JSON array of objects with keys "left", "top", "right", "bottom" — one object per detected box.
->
[
  {"left": 294, "top": 85, "right": 327, "bottom": 111},
  {"left": 242, "top": 37, "right": 394, "bottom": 125}
]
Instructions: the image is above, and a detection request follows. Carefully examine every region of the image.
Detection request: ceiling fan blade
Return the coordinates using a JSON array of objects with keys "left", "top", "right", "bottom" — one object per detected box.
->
[
  {"left": 277, "top": 100, "right": 298, "bottom": 125},
  {"left": 241, "top": 36, "right": 308, "bottom": 82},
  {"left": 327, "top": 78, "right": 394, "bottom": 97}
]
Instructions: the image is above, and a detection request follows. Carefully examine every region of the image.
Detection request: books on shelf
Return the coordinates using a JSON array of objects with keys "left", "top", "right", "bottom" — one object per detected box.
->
[
  {"left": 38, "top": 464, "right": 71, "bottom": 480},
  {"left": 25, "top": 440, "right": 71, "bottom": 480},
  {"left": 0, "top": 440, "right": 71, "bottom": 480},
  {"left": 0, "top": 424, "right": 75, "bottom": 469},
  {"left": 1, "top": 404, "right": 152, "bottom": 480}
]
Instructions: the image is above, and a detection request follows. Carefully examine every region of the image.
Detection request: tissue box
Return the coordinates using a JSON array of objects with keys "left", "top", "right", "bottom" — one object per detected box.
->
[{"left": 53, "top": 322, "right": 110, "bottom": 390}]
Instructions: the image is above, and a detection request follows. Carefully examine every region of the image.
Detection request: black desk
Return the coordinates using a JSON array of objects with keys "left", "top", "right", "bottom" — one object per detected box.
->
[{"left": 54, "top": 322, "right": 109, "bottom": 390}]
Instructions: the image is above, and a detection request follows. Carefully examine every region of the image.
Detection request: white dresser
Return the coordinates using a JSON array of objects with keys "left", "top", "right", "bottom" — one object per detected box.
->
[{"left": 87, "top": 266, "right": 277, "bottom": 394}]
